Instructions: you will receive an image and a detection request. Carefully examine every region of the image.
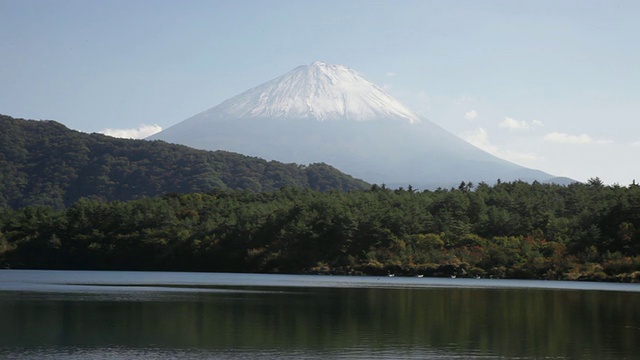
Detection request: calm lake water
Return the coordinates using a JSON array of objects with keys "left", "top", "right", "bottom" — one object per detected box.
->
[{"left": 0, "top": 270, "right": 639, "bottom": 359}]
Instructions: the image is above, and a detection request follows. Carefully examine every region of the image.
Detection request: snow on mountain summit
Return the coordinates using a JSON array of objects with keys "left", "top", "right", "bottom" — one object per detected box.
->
[
  {"left": 207, "top": 61, "right": 422, "bottom": 123},
  {"left": 149, "top": 61, "right": 557, "bottom": 187}
]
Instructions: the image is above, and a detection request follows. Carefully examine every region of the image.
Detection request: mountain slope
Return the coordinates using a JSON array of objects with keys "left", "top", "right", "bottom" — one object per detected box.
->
[
  {"left": 0, "top": 114, "right": 369, "bottom": 209},
  {"left": 149, "top": 61, "right": 555, "bottom": 187}
]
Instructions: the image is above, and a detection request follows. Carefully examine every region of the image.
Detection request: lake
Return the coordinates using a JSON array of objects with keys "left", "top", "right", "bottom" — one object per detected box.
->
[{"left": 0, "top": 270, "right": 639, "bottom": 359}]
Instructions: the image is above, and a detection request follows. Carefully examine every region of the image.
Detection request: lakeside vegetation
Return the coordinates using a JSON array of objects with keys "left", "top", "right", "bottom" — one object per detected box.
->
[{"left": 2, "top": 180, "right": 639, "bottom": 282}]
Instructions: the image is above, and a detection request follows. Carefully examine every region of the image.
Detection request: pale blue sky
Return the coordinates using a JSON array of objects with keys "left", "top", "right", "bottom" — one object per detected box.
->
[{"left": 1, "top": 0, "right": 639, "bottom": 184}]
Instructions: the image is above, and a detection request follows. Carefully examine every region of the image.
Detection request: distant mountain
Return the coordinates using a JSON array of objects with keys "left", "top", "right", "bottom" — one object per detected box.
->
[
  {"left": 149, "top": 61, "right": 557, "bottom": 188},
  {"left": 543, "top": 177, "right": 580, "bottom": 186},
  {"left": 0, "top": 114, "right": 369, "bottom": 209}
]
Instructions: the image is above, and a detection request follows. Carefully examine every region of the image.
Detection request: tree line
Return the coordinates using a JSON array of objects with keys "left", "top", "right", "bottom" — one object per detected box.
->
[{"left": 1, "top": 179, "right": 639, "bottom": 282}]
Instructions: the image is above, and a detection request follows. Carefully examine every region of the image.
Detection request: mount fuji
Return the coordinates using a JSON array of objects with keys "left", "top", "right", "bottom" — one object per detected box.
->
[{"left": 149, "top": 61, "right": 556, "bottom": 188}]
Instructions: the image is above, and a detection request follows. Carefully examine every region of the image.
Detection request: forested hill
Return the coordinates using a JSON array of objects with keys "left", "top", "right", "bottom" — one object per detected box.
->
[{"left": 0, "top": 114, "right": 369, "bottom": 208}]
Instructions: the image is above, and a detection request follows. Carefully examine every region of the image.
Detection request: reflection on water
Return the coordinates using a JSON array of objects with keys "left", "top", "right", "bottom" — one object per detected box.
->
[
  {"left": 0, "top": 271, "right": 639, "bottom": 359},
  {"left": 0, "top": 347, "right": 513, "bottom": 360}
]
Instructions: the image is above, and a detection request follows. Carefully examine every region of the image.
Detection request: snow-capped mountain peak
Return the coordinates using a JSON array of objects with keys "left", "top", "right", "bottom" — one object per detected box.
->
[
  {"left": 207, "top": 61, "right": 422, "bottom": 123},
  {"left": 149, "top": 61, "right": 557, "bottom": 187}
]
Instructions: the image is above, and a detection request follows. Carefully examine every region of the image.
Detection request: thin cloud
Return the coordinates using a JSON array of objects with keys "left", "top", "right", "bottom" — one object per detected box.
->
[
  {"left": 385, "top": 72, "right": 396, "bottom": 77},
  {"left": 454, "top": 95, "right": 477, "bottom": 106},
  {"left": 461, "top": 127, "right": 540, "bottom": 164},
  {"left": 500, "top": 117, "right": 529, "bottom": 130},
  {"left": 542, "top": 132, "right": 611, "bottom": 145},
  {"left": 632, "top": 140, "right": 640, "bottom": 147},
  {"left": 543, "top": 132, "right": 592, "bottom": 144},
  {"left": 464, "top": 110, "right": 478, "bottom": 121},
  {"left": 498, "top": 117, "right": 543, "bottom": 131},
  {"left": 461, "top": 127, "right": 493, "bottom": 151},
  {"left": 100, "top": 124, "right": 162, "bottom": 139}
]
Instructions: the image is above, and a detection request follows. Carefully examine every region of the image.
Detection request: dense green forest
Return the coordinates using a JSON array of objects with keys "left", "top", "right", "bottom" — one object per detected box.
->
[
  {"left": 1, "top": 180, "right": 639, "bottom": 282},
  {"left": 0, "top": 114, "right": 368, "bottom": 208}
]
